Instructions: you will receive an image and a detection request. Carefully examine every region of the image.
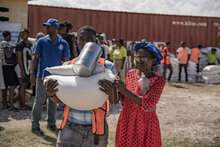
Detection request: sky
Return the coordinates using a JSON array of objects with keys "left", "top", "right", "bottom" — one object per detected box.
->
[{"left": 28, "top": 0, "right": 220, "bottom": 17}]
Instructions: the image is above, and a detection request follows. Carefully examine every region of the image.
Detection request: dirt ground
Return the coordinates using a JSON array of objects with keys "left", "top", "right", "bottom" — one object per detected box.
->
[{"left": 0, "top": 82, "right": 220, "bottom": 146}]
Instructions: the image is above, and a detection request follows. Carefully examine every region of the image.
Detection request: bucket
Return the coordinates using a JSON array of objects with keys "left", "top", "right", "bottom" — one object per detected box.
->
[{"left": 73, "top": 42, "right": 102, "bottom": 77}]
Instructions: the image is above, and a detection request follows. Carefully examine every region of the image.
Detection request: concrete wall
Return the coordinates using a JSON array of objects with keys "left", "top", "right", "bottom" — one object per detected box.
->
[{"left": 0, "top": 0, "right": 28, "bottom": 28}]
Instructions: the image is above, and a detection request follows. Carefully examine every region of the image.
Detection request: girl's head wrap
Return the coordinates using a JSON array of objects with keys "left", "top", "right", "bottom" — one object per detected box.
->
[{"left": 134, "top": 42, "right": 163, "bottom": 66}]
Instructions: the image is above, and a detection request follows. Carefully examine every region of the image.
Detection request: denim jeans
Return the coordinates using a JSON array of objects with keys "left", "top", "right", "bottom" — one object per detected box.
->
[
  {"left": 56, "top": 121, "right": 108, "bottom": 147},
  {"left": 31, "top": 78, "right": 57, "bottom": 128}
]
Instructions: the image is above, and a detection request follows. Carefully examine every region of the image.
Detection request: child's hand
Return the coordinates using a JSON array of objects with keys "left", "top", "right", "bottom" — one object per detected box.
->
[{"left": 114, "top": 80, "right": 126, "bottom": 94}]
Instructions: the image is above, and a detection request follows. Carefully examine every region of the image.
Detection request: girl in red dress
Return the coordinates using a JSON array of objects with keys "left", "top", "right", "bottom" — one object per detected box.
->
[{"left": 99, "top": 42, "right": 166, "bottom": 147}]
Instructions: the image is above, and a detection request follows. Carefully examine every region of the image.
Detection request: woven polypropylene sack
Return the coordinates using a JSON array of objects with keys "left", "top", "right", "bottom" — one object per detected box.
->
[
  {"left": 44, "top": 70, "right": 115, "bottom": 110},
  {"left": 202, "top": 65, "right": 220, "bottom": 84}
]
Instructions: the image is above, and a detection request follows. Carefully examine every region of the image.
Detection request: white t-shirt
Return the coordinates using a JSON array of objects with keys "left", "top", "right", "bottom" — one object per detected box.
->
[{"left": 101, "top": 44, "right": 109, "bottom": 59}]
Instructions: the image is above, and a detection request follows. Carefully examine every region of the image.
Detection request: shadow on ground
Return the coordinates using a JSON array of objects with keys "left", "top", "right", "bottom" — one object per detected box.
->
[{"left": 168, "top": 83, "right": 189, "bottom": 89}]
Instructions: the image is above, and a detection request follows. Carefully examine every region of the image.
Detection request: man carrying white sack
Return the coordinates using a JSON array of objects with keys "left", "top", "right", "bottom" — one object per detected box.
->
[
  {"left": 30, "top": 18, "right": 70, "bottom": 135},
  {"left": 45, "top": 26, "right": 117, "bottom": 147}
]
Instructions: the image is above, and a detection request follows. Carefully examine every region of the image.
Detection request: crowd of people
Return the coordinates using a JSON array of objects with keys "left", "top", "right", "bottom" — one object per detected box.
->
[
  {"left": 0, "top": 29, "right": 33, "bottom": 111},
  {"left": 161, "top": 41, "right": 219, "bottom": 82},
  {"left": 0, "top": 17, "right": 219, "bottom": 146}
]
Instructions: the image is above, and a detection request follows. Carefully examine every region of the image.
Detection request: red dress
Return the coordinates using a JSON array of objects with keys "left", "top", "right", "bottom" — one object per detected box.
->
[{"left": 116, "top": 69, "right": 166, "bottom": 147}]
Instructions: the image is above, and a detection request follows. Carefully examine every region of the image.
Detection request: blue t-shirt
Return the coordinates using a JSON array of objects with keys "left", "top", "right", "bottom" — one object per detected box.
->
[
  {"left": 101, "top": 47, "right": 105, "bottom": 58},
  {"left": 34, "top": 36, "right": 70, "bottom": 77}
]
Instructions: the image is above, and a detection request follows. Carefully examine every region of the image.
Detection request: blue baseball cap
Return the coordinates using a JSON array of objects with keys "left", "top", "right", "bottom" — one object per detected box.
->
[{"left": 43, "top": 18, "right": 60, "bottom": 28}]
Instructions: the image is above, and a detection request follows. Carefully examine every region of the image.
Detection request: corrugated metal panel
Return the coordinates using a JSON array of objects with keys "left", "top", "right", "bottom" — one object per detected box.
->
[{"left": 28, "top": 5, "right": 220, "bottom": 51}]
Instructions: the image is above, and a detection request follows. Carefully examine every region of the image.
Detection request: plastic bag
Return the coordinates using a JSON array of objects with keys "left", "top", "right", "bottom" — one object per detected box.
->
[{"left": 138, "top": 72, "right": 150, "bottom": 96}]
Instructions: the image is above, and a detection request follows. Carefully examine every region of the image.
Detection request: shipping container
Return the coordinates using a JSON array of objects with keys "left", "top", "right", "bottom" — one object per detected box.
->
[{"left": 28, "top": 5, "right": 220, "bottom": 52}]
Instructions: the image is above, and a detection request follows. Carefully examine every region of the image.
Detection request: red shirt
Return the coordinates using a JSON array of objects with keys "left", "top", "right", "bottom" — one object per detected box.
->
[{"left": 161, "top": 46, "right": 171, "bottom": 64}]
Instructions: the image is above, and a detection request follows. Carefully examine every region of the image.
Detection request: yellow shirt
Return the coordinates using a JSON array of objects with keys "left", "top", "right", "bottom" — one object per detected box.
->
[
  {"left": 109, "top": 46, "right": 115, "bottom": 61},
  {"left": 113, "top": 46, "right": 127, "bottom": 60}
]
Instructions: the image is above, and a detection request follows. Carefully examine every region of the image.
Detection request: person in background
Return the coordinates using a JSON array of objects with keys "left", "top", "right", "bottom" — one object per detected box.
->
[
  {"left": 30, "top": 18, "right": 70, "bottom": 135},
  {"left": 98, "top": 39, "right": 106, "bottom": 59},
  {"left": 33, "top": 32, "right": 45, "bottom": 52},
  {"left": 16, "top": 28, "right": 33, "bottom": 110},
  {"left": 190, "top": 45, "right": 202, "bottom": 72},
  {"left": 129, "top": 41, "right": 135, "bottom": 68},
  {"left": 162, "top": 41, "right": 173, "bottom": 81},
  {"left": 1, "top": 31, "right": 18, "bottom": 111},
  {"left": 125, "top": 41, "right": 134, "bottom": 70},
  {"left": 176, "top": 41, "right": 191, "bottom": 82},
  {"left": 63, "top": 21, "right": 78, "bottom": 59},
  {"left": 58, "top": 22, "right": 66, "bottom": 38},
  {"left": 97, "top": 33, "right": 109, "bottom": 60},
  {"left": 108, "top": 38, "right": 117, "bottom": 62},
  {"left": 206, "top": 48, "right": 220, "bottom": 65},
  {"left": 36, "top": 32, "right": 45, "bottom": 41},
  {"left": 113, "top": 38, "right": 127, "bottom": 78}
]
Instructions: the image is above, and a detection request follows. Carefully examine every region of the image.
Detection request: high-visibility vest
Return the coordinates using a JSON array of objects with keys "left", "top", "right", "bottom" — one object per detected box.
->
[
  {"left": 161, "top": 47, "right": 171, "bottom": 64},
  {"left": 60, "top": 57, "right": 109, "bottom": 135},
  {"left": 190, "top": 48, "right": 200, "bottom": 63},
  {"left": 178, "top": 47, "right": 189, "bottom": 64}
]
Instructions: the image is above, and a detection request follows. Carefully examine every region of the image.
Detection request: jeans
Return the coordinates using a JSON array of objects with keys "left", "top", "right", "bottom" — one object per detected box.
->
[
  {"left": 56, "top": 121, "right": 108, "bottom": 147},
  {"left": 31, "top": 78, "right": 57, "bottom": 128},
  {"left": 178, "top": 63, "right": 188, "bottom": 82},
  {"left": 163, "top": 64, "right": 173, "bottom": 81}
]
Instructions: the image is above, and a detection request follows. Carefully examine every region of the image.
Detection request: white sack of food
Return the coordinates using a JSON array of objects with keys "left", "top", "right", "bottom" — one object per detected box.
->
[
  {"left": 202, "top": 65, "right": 220, "bottom": 84},
  {"left": 202, "top": 65, "right": 220, "bottom": 73},
  {"left": 44, "top": 70, "right": 116, "bottom": 110}
]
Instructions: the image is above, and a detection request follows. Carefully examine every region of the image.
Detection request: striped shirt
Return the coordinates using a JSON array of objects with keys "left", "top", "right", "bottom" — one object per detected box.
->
[{"left": 68, "top": 60, "right": 116, "bottom": 124}]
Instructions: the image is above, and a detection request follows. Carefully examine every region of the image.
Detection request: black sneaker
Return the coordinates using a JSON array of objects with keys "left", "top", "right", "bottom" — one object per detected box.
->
[
  {"left": 32, "top": 127, "right": 44, "bottom": 136},
  {"left": 47, "top": 125, "right": 58, "bottom": 132}
]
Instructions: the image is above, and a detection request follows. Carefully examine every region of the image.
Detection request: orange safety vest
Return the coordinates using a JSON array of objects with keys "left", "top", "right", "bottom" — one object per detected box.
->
[
  {"left": 178, "top": 47, "right": 189, "bottom": 64},
  {"left": 60, "top": 58, "right": 109, "bottom": 135},
  {"left": 161, "top": 47, "right": 171, "bottom": 64},
  {"left": 190, "top": 48, "right": 200, "bottom": 63}
]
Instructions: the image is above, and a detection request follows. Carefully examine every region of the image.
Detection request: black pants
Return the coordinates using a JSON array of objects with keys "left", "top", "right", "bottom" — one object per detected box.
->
[
  {"left": 196, "top": 63, "right": 199, "bottom": 72},
  {"left": 163, "top": 64, "right": 173, "bottom": 81},
  {"left": 208, "top": 63, "right": 215, "bottom": 65},
  {"left": 178, "top": 64, "right": 188, "bottom": 82}
]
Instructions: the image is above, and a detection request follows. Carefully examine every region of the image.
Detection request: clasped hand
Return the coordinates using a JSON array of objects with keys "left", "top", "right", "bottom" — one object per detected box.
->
[{"left": 98, "top": 79, "right": 126, "bottom": 104}]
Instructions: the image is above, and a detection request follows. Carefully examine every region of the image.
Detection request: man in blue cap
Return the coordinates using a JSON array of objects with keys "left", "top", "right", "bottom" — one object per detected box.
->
[{"left": 30, "top": 18, "right": 70, "bottom": 135}]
